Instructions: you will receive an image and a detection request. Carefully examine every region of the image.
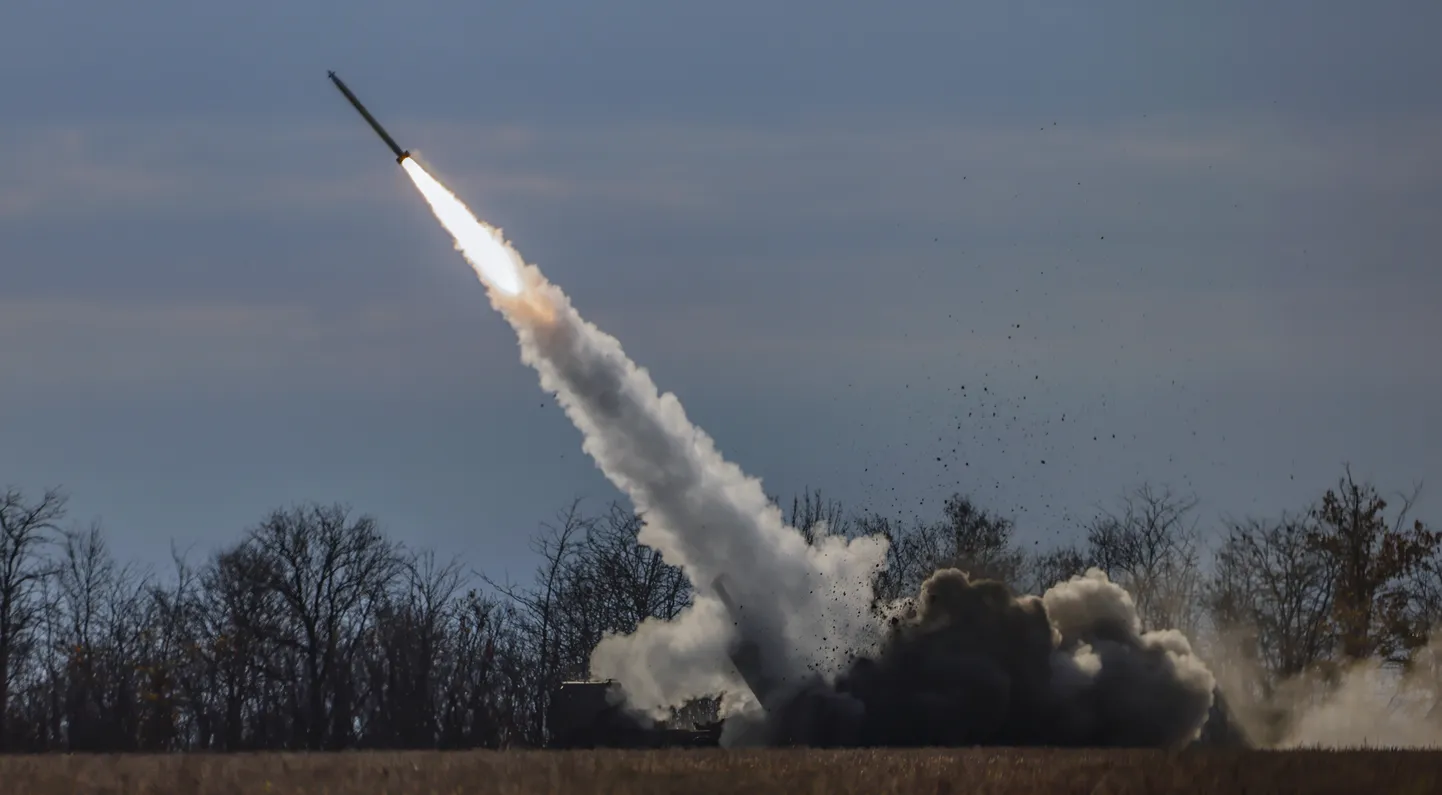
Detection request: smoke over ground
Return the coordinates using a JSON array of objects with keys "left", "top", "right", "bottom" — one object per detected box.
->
[
  {"left": 724, "top": 568, "right": 1217, "bottom": 749},
  {"left": 1209, "top": 632, "right": 1442, "bottom": 749},
  {"left": 402, "top": 157, "right": 1222, "bottom": 748},
  {"left": 1279, "top": 664, "right": 1442, "bottom": 748}
]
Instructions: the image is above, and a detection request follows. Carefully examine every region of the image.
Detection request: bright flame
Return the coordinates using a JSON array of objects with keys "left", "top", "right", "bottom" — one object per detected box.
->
[{"left": 400, "top": 156, "right": 524, "bottom": 296}]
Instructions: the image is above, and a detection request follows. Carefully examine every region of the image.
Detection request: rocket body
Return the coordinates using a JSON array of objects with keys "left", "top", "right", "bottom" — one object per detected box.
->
[{"left": 327, "top": 71, "right": 410, "bottom": 163}]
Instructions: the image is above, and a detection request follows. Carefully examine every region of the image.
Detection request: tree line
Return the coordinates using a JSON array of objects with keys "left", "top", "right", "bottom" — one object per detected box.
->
[{"left": 0, "top": 465, "right": 1437, "bottom": 752}]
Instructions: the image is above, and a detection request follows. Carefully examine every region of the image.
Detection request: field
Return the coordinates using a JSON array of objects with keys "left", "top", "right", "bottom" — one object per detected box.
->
[{"left": 2, "top": 749, "right": 1439, "bottom": 795}]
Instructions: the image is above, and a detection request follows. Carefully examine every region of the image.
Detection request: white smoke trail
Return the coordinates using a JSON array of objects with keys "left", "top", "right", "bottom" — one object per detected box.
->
[{"left": 400, "top": 157, "right": 889, "bottom": 715}]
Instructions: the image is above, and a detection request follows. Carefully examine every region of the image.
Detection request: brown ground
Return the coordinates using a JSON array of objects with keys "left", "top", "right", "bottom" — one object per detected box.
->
[{"left": 0, "top": 748, "right": 1437, "bottom": 795}]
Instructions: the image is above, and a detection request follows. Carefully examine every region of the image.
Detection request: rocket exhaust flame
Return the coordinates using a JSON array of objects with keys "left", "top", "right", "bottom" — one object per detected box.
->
[{"left": 400, "top": 159, "right": 525, "bottom": 297}]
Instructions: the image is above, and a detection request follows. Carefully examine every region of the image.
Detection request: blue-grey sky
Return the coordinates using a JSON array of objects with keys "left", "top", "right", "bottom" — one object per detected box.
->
[{"left": 3, "top": 1, "right": 1439, "bottom": 579}]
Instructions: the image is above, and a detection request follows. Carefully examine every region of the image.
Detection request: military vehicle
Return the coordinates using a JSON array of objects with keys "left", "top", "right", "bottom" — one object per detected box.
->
[
  {"left": 546, "top": 680, "right": 723, "bottom": 748},
  {"left": 546, "top": 575, "right": 774, "bottom": 749}
]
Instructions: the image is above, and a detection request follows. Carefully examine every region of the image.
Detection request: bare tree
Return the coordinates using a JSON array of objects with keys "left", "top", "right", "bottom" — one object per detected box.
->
[
  {"left": 0, "top": 487, "right": 64, "bottom": 750},
  {"left": 854, "top": 513, "right": 919, "bottom": 606},
  {"left": 483, "top": 500, "right": 592, "bottom": 745},
  {"left": 191, "top": 541, "right": 286, "bottom": 750},
  {"left": 52, "top": 523, "right": 150, "bottom": 750},
  {"left": 1085, "top": 484, "right": 1205, "bottom": 635},
  {"left": 1406, "top": 538, "right": 1442, "bottom": 719},
  {"left": 132, "top": 549, "right": 201, "bottom": 751},
  {"left": 861, "top": 493, "right": 1026, "bottom": 606},
  {"left": 357, "top": 549, "right": 466, "bottom": 747},
  {"left": 242, "top": 503, "right": 400, "bottom": 749},
  {"left": 1207, "top": 512, "right": 1338, "bottom": 689},
  {"left": 580, "top": 504, "right": 691, "bottom": 632},
  {"left": 0, "top": 500, "right": 544, "bottom": 752},
  {"left": 784, "top": 489, "right": 850, "bottom": 544},
  {"left": 937, "top": 495, "right": 1027, "bottom": 587},
  {"left": 1411, "top": 549, "right": 1442, "bottom": 640},
  {"left": 1024, "top": 545, "right": 1089, "bottom": 594},
  {"left": 1308, "top": 466, "right": 1440, "bottom": 663}
]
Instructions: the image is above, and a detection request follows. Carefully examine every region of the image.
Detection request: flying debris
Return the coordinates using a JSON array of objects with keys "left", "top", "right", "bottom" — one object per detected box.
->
[{"left": 327, "top": 70, "right": 410, "bottom": 164}]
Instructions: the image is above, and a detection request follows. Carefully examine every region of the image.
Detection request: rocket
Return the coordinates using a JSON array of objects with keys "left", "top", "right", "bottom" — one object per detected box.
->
[{"left": 327, "top": 71, "right": 410, "bottom": 164}]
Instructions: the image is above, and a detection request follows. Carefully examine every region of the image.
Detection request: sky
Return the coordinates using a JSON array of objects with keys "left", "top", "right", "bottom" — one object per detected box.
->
[{"left": 3, "top": 1, "right": 1440, "bottom": 582}]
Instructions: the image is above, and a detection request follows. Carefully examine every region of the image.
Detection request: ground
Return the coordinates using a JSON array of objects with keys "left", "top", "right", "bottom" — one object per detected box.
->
[{"left": 2, "top": 748, "right": 1437, "bottom": 794}]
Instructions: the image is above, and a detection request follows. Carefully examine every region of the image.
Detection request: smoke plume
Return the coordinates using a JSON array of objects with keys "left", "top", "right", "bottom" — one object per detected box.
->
[
  {"left": 402, "top": 157, "right": 1221, "bottom": 748},
  {"left": 1278, "top": 660, "right": 1442, "bottom": 748},
  {"left": 506, "top": 275, "right": 889, "bottom": 713},
  {"left": 1211, "top": 631, "right": 1442, "bottom": 749},
  {"left": 723, "top": 568, "right": 1217, "bottom": 748},
  {"left": 401, "top": 157, "right": 887, "bottom": 718}
]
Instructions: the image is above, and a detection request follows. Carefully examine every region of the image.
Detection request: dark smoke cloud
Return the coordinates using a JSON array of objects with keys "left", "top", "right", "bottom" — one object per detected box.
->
[{"left": 722, "top": 568, "right": 1219, "bottom": 749}]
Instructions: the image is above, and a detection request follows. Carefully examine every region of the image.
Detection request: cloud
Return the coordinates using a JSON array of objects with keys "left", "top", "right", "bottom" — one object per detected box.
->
[
  {"left": 0, "top": 119, "right": 700, "bottom": 221},
  {"left": 0, "top": 297, "right": 519, "bottom": 398},
  {"left": 6, "top": 112, "right": 1439, "bottom": 222},
  {"left": 3, "top": 110, "right": 1437, "bottom": 400}
]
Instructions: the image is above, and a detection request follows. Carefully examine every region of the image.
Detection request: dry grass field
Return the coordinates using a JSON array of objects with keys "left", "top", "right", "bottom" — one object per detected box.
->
[{"left": 1, "top": 748, "right": 1438, "bottom": 795}]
